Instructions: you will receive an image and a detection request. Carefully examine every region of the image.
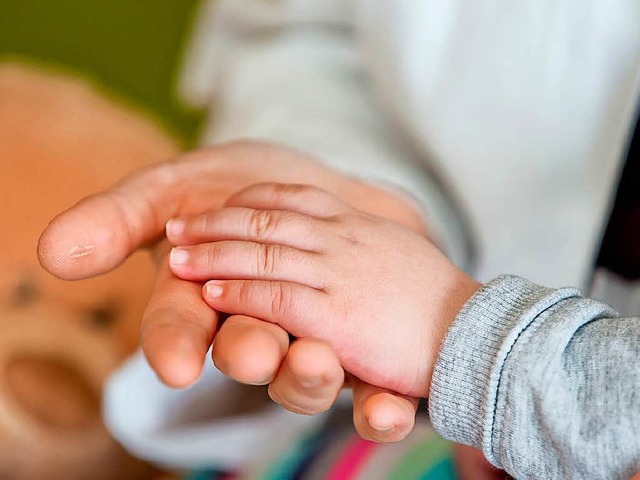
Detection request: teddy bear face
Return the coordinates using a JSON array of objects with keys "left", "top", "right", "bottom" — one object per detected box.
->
[{"left": 0, "top": 63, "right": 177, "bottom": 479}]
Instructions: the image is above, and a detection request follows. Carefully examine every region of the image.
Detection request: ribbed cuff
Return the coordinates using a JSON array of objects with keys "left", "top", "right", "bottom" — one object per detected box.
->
[{"left": 428, "top": 275, "right": 580, "bottom": 463}]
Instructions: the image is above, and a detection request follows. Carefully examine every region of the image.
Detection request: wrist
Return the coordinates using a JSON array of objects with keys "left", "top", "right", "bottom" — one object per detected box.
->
[{"left": 421, "top": 268, "right": 482, "bottom": 397}]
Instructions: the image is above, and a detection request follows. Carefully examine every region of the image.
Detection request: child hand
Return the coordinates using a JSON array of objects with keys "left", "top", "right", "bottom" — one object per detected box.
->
[{"left": 167, "top": 183, "right": 480, "bottom": 398}]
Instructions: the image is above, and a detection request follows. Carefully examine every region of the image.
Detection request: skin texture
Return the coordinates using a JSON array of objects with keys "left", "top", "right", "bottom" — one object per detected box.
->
[
  {"left": 38, "top": 141, "right": 428, "bottom": 442},
  {"left": 166, "top": 182, "right": 482, "bottom": 398}
]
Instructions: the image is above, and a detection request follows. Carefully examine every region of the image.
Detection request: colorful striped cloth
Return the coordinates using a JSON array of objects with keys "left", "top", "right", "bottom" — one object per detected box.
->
[{"left": 184, "top": 408, "right": 456, "bottom": 480}]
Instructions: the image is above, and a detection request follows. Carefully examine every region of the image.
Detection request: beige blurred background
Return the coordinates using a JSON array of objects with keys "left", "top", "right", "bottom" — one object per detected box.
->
[{"left": 0, "top": 2, "right": 204, "bottom": 478}]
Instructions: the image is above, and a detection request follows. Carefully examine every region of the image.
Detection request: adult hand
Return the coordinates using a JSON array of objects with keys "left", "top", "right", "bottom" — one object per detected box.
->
[{"left": 38, "top": 141, "right": 426, "bottom": 441}]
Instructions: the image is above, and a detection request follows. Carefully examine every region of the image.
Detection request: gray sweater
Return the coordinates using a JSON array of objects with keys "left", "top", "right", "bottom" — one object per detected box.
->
[{"left": 429, "top": 275, "right": 640, "bottom": 480}]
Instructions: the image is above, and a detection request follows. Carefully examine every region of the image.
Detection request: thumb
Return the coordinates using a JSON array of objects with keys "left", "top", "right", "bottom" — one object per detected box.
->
[{"left": 38, "top": 161, "right": 184, "bottom": 280}]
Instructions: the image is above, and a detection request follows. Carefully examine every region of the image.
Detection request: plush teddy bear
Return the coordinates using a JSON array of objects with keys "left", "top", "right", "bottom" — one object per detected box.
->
[{"left": 0, "top": 63, "right": 178, "bottom": 480}]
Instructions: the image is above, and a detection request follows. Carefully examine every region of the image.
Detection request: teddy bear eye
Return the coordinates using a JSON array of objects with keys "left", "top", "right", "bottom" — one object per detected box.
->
[
  {"left": 12, "top": 279, "right": 39, "bottom": 307},
  {"left": 87, "top": 304, "right": 119, "bottom": 329}
]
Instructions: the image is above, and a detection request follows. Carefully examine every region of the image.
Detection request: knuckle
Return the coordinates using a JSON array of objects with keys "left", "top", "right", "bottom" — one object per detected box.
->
[
  {"left": 205, "top": 244, "right": 221, "bottom": 269},
  {"left": 200, "top": 211, "right": 215, "bottom": 234},
  {"left": 257, "top": 243, "right": 280, "bottom": 277},
  {"left": 270, "top": 281, "right": 293, "bottom": 317},
  {"left": 238, "top": 281, "right": 253, "bottom": 307},
  {"left": 248, "top": 209, "right": 278, "bottom": 240}
]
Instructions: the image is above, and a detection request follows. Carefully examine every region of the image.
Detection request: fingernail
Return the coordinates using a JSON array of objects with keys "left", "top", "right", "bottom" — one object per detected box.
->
[
  {"left": 169, "top": 247, "right": 189, "bottom": 266},
  {"left": 370, "top": 419, "right": 396, "bottom": 433},
  {"left": 368, "top": 409, "right": 397, "bottom": 433},
  {"left": 205, "top": 282, "right": 223, "bottom": 299},
  {"left": 166, "top": 218, "right": 185, "bottom": 237}
]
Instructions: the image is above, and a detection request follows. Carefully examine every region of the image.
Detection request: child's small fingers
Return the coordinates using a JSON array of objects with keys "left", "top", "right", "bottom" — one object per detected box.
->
[
  {"left": 212, "top": 315, "right": 290, "bottom": 385},
  {"left": 352, "top": 378, "right": 418, "bottom": 443},
  {"left": 268, "top": 338, "right": 344, "bottom": 415},
  {"left": 202, "top": 280, "right": 326, "bottom": 338},
  {"left": 224, "top": 182, "right": 349, "bottom": 218},
  {"left": 170, "top": 242, "right": 326, "bottom": 289},
  {"left": 166, "top": 207, "right": 332, "bottom": 251}
]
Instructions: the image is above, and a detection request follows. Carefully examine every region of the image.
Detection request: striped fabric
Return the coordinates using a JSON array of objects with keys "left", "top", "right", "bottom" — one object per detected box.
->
[{"left": 184, "top": 409, "right": 456, "bottom": 480}]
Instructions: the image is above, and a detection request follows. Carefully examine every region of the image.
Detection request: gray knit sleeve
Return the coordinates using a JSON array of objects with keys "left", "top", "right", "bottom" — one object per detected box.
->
[{"left": 428, "top": 275, "right": 640, "bottom": 480}]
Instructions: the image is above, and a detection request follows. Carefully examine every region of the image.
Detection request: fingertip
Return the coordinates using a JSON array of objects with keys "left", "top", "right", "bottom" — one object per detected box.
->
[
  {"left": 363, "top": 393, "right": 416, "bottom": 442},
  {"left": 37, "top": 224, "right": 67, "bottom": 277},
  {"left": 153, "top": 353, "right": 203, "bottom": 389},
  {"left": 287, "top": 338, "right": 343, "bottom": 386},
  {"left": 38, "top": 221, "right": 99, "bottom": 280},
  {"left": 267, "top": 338, "right": 344, "bottom": 416},
  {"left": 37, "top": 201, "right": 130, "bottom": 280},
  {"left": 142, "top": 330, "right": 205, "bottom": 388},
  {"left": 212, "top": 316, "right": 289, "bottom": 385},
  {"left": 352, "top": 384, "right": 418, "bottom": 442}
]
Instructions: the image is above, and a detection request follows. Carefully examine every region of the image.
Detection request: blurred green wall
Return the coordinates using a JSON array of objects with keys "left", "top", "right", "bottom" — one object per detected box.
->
[{"left": 0, "top": 0, "right": 204, "bottom": 145}]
